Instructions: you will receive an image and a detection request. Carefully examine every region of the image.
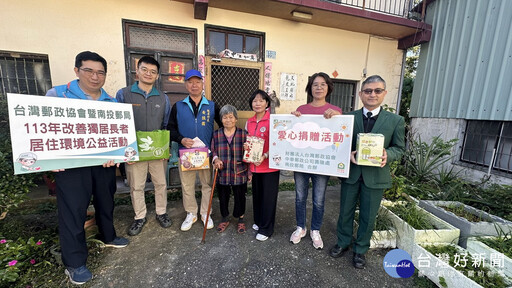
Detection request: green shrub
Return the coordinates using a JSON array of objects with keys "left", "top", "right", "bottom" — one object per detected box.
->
[
  {"left": 403, "top": 134, "right": 457, "bottom": 182},
  {"left": 402, "top": 180, "right": 440, "bottom": 200},
  {"left": 464, "top": 184, "right": 512, "bottom": 221},
  {"left": 442, "top": 204, "right": 488, "bottom": 223},
  {"left": 400, "top": 77, "right": 413, "bottom": 126},
  {"left": 0, "top": 98, "right": 37, "bottom": 219},
  {"left": 0, "top": 200, "right": 104, "bottom": 287},
  {"left": 374, "top": 208, "right": 395, "bottom": 231},
  {"left": 480, "top": 230, "right": 512, "bottom": 259},
  {"left": 387, "top": 202, "right": 435, "bottom": 230},
  {"left": 384, "top": 160, "right": 407, "bottom": 200},
  {"left": 0, "top": 237, "right": 52, "bottom": 285}
]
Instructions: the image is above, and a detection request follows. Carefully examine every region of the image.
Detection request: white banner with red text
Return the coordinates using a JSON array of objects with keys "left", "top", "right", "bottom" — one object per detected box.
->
[
  {"left": 269, "top": 114, "right": 354, "bottom": 178},
  {"left": 7, "top": 93, "right": 139, "bottom": 174}
]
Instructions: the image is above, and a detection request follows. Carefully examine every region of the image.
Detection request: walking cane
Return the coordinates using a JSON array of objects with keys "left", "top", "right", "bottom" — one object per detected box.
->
[{"left": 201, "top": 168, "right": 218, "bottom": 244}]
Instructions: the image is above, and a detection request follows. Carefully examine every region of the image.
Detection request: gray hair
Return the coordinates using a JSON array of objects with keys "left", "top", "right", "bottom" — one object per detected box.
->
[
  {"left": 362, "top": 75, "right": 386, "bottom": 90},
  {"left": 219, "top": 104, "right": 238, "bottom": 119}
]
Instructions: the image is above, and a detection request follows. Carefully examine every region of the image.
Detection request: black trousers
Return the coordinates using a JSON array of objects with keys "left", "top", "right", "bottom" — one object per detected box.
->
[
  {"left": 218, "top": 183, "right": 247, "bottom": 219},
  {"left": 55, "top": 166, "right": 117, "bottom": 268},
  {"left": 252, "top": 171, "right": 280, "bottom": 237}
]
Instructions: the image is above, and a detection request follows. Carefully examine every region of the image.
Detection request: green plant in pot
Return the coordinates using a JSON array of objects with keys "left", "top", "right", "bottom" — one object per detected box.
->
[
  {"left": 374, "top": 207, "right": 395, "bottom": 232},
  {"left": 355, "top": 207, "right": 395, "bottom": 232},
  {"left": 479, "top": 227, "right": 512, "bottom": 259},
  {"left": 387, "top": 202, "right": 435, "bottom": 230}
]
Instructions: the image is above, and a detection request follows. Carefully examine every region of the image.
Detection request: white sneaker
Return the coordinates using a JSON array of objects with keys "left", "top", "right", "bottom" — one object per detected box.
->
[
  {"left": 290, "top": 227, "right": 307, "bottom": 244},
  {"left": 310, "top": 230, "right": 324, "bottom": 249},
  {"left": 256, "top": 233, "right": 268, "bottom": 241},
  {"left": 180, "top": 213, "right": 197, "bottom": 231},
  {"left": 252, "top": 224, "right": 259, "bottom": 231},
  {"left": 201, "top": 214, "right": 214, "bottom": 229}
]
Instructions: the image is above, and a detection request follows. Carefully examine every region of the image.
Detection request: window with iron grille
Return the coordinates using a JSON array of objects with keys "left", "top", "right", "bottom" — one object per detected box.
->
[
  {"left": 0, "top": 51, "right": 52, "bottom": 98},
  {"left": 206, "top": 25, "right": 264, "bottom": 61},
  {"left": 123, "top": 20, "right": 197, "bottom": 106},
  {"left": 210, "top": 65, "right": 260, "bottom": 111},
  {"left": 306, "top": 79, "right": 356, "bottom": 112},
  {"left": 461, "top": 120, "right": 512, "bottom": 174}
]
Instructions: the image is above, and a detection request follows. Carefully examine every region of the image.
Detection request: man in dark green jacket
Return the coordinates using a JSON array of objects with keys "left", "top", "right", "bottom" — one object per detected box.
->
[{"left": 329, "top": 75, "right": 405, "bottom": 269}]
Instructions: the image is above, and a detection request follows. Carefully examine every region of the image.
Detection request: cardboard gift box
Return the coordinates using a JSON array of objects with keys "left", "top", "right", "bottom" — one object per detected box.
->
[
  {"left": 179, "top": 147, "right": 210, "bottom": 171},
  {"left": 356, "top": 133, "right": 384, "bottom": 167},
  {"left": 243, "top": 136, "right": 264, "bottom": 163}
]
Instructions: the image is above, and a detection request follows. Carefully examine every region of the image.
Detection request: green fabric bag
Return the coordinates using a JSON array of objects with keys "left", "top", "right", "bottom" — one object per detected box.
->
[{"left": 136, "top": 130, "right": 170, "bottom": 161}]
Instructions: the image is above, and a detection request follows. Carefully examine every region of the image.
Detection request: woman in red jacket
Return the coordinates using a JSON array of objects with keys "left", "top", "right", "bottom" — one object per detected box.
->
[{"left": 245, "top": 89, "right": 280, "bottom": 241}]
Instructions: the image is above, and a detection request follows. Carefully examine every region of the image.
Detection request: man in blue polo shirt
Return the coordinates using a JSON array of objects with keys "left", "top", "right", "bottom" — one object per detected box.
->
[
  {"left": 46, "top": 51, "right": 129, "bottom": 285},
  {"left": 116, "top": 56, "right": 172, "bottom": 236}
]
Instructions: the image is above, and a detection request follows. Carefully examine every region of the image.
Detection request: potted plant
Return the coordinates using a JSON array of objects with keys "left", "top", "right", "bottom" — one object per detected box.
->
[
  {"left": 467, "top": 231, "right": 512, "bottom": 280},
  {"left": 382, "top": 201, "right": 460, "bottom": 255},
  {"left": 419, "top": 200, "right": 512, "bottom": 247},
  {"left": 354, "top": 207, "right": 397, "bottom": 249}
]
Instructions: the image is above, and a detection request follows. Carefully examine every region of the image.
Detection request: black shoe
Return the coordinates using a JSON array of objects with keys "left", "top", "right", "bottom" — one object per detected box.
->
[
  {"left": 329, "top": 244, "right": 349, "bottom": 258},
  {"left": 128, "top": 218, "right": 147, "bottom": 236},
  {"left": 353, "top": 253, "right": 366, "bottom": 269},
  {"left": 104, "top": 237, "right": 130, "bottom": 248},
  {"left": 156, "top": 213, "right": 172, "bottom": 228}
]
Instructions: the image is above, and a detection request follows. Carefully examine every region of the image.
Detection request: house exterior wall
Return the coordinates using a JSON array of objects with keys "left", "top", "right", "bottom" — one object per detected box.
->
[
  {"left": 1, "top": 0, "right": 403, "bottom": 112},
  {"left": 410, "top": 0, "right": 512, "bottom": 184},
  {"left": 411, "top": 118, "right": 512, "bottom": 185},
  {"left": 411, "top": 0, "right": 512, "bottom": 120}
]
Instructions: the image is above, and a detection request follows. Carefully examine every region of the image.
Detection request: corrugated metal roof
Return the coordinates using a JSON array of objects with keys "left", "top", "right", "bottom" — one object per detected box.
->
[{"left": 410, "top": 0, "right": 512, "bottom": 120}]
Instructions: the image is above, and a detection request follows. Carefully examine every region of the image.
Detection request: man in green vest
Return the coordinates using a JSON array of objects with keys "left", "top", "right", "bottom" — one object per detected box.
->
[{"left": 329, "top": 75, "right": 405, "bottom": 269}]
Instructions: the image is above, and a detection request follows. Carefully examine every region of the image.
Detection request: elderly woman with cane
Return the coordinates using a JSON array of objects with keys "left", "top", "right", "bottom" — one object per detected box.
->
[{"left": 211, "top": 105, "right": 249, "bottom": 233}]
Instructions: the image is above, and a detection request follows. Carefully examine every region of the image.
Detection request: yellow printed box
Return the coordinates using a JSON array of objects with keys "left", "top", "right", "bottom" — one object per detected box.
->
[
  {"left": 179, "top": 147, "right": 210, "bottom": 171},
  {"left": 356, "top": 133, "right": 384, "bottom": 167}
]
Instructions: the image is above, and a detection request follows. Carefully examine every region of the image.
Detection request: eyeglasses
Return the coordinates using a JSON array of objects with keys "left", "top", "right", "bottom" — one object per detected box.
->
[
  {"left": 362, "top": 88, "right": 385, "bottom": 95},
  {"left": 312, "top": 83, "right": 328, "bottom": 89},
  {"left": 140, "top": 67, "right": 158, "bottom": 76},
  {"left": 79, "top": 68, "right": 106, "bottom": 78}
]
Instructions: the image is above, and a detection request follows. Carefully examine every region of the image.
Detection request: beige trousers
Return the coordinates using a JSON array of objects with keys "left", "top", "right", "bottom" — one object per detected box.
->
[
  {"left": 126, "top": 160, "right": 168, "bottom": 219},
  {"left": 178, "top": 168, "right": 212, "bottom": 216}
]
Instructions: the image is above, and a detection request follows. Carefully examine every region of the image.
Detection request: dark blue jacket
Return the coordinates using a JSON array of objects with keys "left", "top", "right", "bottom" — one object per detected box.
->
[{"left": 175, "top": 96, "right": 216, "bottom": 149}]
